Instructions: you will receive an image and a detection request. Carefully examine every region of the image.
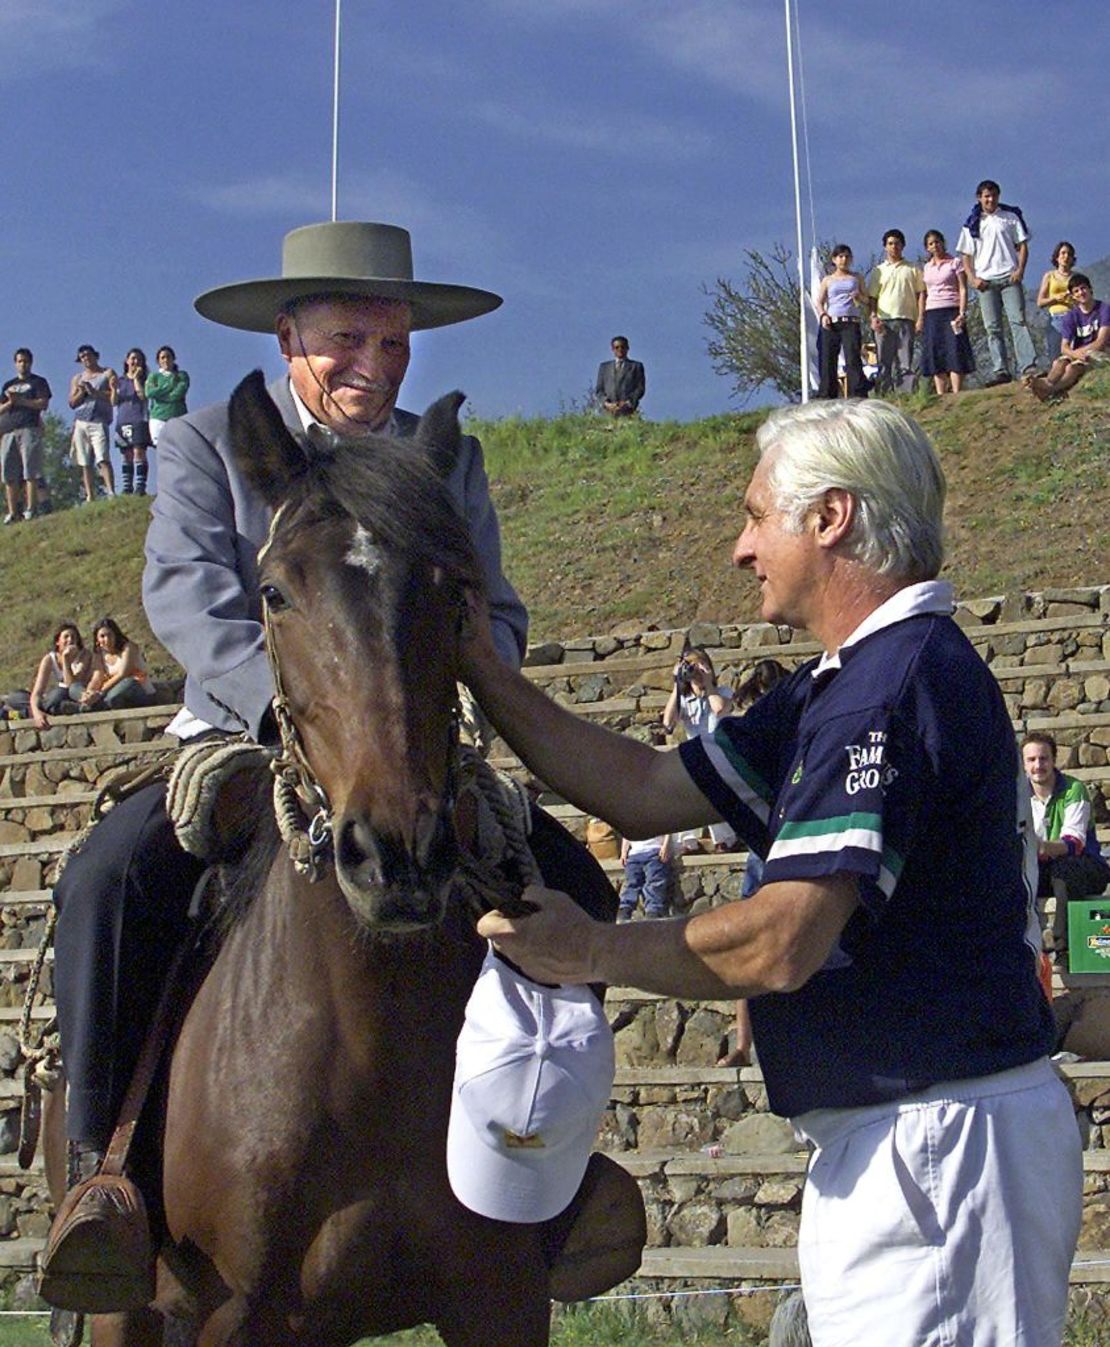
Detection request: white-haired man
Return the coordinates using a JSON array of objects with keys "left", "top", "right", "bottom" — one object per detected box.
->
[{"left": 463, "top": 399, "right": 1081, "bottom": 1347}]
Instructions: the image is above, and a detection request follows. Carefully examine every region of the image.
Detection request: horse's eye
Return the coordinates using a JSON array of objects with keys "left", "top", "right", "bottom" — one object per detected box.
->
[{"left": 260, "top": 584, "right": 288, "bottom": 612}]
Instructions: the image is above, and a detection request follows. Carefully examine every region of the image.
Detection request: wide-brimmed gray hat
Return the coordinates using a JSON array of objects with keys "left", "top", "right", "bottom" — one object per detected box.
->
[{"left": 194, "top": 221, "right": 502, "bottom": 333}]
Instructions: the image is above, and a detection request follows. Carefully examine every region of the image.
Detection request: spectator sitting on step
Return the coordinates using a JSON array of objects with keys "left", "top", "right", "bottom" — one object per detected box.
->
[
  {"left": 1025, "top": 274, "right": 1110, "bottom": 404},
  {"left": 617, "top": 833, "right": 672, "bottom": 922},
  {"left": 2, "top": 623, "right": 100, "bottom": 729},
  {"left": 662, "top": 647, "right": 735, "bottom": 853},
  {"left": 79, "top": 617, "right": 159, "bottom": 712},
  {"left": 1022, "top": 733, "right": 1110, "bottom": 950}
]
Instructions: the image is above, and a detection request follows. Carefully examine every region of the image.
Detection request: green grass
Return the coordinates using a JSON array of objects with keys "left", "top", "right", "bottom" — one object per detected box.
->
[
  {"left": 0, "top": 1295, "right": 1103, "bottom": 1346},
  {"left": 1, "top": 376, "right": 1107, "bottom": 694},
  {"left": 0, "top": 1302, "right": 757, "bottom": 1347}
]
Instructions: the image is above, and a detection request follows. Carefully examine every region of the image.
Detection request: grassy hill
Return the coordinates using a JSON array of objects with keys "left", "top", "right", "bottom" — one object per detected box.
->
[{"left": 0, "top": 371, "right": 1107, "bottom": 696}]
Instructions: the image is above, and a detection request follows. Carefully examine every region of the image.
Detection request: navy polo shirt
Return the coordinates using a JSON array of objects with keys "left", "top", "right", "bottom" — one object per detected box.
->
[{"left": 681, "top": 608, "right": 1054, "bottom": 1118}]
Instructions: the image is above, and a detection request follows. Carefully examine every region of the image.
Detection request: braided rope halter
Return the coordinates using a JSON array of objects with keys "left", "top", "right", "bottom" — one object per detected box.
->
[
  {"left": 258, "top": 502, "right": 337, "bottom": 882},
  {"left": 257, "top": 500, "right": 538, "bottom": 915}
]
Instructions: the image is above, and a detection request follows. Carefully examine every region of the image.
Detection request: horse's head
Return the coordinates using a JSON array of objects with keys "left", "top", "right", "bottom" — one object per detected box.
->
[{"left": 229, "top": 371, "right": 484, "bottom": 933}]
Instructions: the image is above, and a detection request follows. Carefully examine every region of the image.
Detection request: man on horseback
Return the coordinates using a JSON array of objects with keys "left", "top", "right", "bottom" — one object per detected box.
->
[{"left": 42, "top": 222, "right": 530, "bottom": 1312}]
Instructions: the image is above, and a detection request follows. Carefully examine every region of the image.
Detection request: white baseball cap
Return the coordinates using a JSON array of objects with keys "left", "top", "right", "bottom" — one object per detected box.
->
[{"left": 447, "top": 946, "right": 615, "bottom": 1223}]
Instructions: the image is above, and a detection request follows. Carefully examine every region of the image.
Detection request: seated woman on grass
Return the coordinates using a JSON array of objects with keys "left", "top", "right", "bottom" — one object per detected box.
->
[{"left": 79, "top": 617, "right": 159, "bottom": 712}]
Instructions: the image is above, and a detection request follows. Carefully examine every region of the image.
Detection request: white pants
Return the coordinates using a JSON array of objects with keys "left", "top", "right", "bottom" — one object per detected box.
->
[{"left": 794, "top": 1058, "right": 1081, "bottom": 1347}]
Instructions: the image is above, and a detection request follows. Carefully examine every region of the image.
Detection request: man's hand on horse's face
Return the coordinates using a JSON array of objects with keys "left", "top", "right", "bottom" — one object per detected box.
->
[
  {"left": 477, "top": 886, "right": 600, "bottom": 985},
  {"left": 458, "top": 591, "right": 500, "bottom": 688}
]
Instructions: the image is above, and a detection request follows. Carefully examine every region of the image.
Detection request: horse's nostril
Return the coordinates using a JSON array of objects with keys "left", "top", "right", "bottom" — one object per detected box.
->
[{"left": 337, "top": 816, "right": 381, "bottom": 879}]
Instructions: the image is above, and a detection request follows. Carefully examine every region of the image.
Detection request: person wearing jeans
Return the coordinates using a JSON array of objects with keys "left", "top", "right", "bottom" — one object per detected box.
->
[
  {"left": 957, "top": 179, "right": 1037, "bottom": 385},
  {"left": 617, "top": 834, "right": 671, "bottom": 921},
  {"left": 866, "top": 230, "right": 924, "bottom": 394}
]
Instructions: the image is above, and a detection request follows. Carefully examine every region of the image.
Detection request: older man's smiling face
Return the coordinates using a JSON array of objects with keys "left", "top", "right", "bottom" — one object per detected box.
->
[
  {"left": 276, "top": 295, "right": 411, "bottom": 434},
  {"left": 732, "top": 454, "right": 822, "bottom": 631}
]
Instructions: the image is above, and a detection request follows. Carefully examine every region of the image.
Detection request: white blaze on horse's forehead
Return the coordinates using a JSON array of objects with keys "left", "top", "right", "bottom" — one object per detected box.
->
[{"left": 346, "top": 524, "right": 384, "bottom": 578}]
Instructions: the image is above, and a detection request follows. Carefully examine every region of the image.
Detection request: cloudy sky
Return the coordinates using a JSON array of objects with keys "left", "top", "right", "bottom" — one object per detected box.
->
[{"left": 5, "top": 0, "right": 1108, "bottom": 443}]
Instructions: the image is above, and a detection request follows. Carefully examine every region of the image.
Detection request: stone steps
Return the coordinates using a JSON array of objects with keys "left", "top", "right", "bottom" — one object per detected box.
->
[{"left": 0, "top": 739, "right": 174, "bottom": 771}]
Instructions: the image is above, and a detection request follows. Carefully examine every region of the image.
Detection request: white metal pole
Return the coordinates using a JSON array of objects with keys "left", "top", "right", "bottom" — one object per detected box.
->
[
  {"left": 331, "top": 0, "right": 342, "bottom": 222},
  {"left": 784, "top": 0, "right": 809, "bottom": 401}
]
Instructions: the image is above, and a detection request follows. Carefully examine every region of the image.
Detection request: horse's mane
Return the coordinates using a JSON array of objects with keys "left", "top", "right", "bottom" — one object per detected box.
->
[{"left": 212, "top": 769, "right": 282, "bottom": 931}]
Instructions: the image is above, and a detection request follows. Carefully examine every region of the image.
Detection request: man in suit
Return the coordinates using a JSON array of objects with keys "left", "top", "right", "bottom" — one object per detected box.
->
[
  {"left": 595, "top": 335, "right": 645, "bottom": 417},
  {"left": 42, "top": 221, "right": 529, "bottom": 1312}
]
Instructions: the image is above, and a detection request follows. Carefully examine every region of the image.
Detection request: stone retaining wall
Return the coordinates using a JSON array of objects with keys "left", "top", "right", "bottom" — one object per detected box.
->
[
  {"left": 600, "top": 1061, "right": 1110, "bottom": 1275},
  {"left": 515, "top": 584, "right": 1110, "bottom": 814},
  {"left": 0, "top": 590, "right": 1106, "bottom": 1309}
]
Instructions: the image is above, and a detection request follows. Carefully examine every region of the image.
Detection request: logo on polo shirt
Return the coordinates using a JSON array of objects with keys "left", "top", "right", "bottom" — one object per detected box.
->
[{"left": 843, "top": 731, "right": 898, "bottom": 795}]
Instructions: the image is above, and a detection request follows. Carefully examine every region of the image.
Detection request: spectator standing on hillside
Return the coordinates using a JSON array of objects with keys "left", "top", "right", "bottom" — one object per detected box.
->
[
  {"left": 144, "top": 345, "right": 190, "bottom": 446},
  {"left": 917, "top": 230, "right": 975, "bottom": 395},
  {"left": 595, "top": 336, "right": 645, "bottom": 417},
  {"left": 1036, "top": 242, "right": 1077, "bottom": 362},
  {"left": 68, "top": 345, "right": 116, "bottom": 502},
  {"left": 866, "top": 230, "right": 924, "bottom": 394},
  {"left": 112, "top": 349, "right": 152, "bottom": 496},
  {"left": 957, "top": 180, "right": 1037, "bottom": 386},
  {"left": 1026, "top": 274, "right": 1110, "bottom": 403},
  {"left": 0, "top": 348, "right": 51, "bottom": 523},
  {"left": 815, "top": 245, "right": 867, "bottom": 400},
  {"left": 1022, "top": 732, "right": 1110, "bottom": 948},
  {"left": 465, "top": 397, "right": 1081, "bottom": 1347}
]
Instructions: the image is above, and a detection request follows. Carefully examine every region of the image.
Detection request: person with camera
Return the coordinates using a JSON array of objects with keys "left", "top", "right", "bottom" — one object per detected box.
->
[{"left": 662, "top": 646, "right": 735, "bottom": 852}]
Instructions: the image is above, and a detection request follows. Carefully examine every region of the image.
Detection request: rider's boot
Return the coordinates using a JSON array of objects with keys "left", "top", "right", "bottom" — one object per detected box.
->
[{"left": 39, "top": 1139, "right": 155, "bottom": 1314}]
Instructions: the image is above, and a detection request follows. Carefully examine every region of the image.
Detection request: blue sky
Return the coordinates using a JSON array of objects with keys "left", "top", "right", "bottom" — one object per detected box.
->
[{"left": 6, "top": 0, "right": 1108, "bottom": 451}]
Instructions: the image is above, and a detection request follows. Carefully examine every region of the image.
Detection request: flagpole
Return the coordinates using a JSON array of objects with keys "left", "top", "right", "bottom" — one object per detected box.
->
[
  {"left": 331, "top": 0, "right": 342, "bottom": 222},
  {"left": 784, "top": 0, "right": 809, "bottom": 402}
]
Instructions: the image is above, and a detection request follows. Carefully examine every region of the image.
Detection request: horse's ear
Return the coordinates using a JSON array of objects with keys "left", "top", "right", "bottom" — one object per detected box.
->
[
  {"left": 415, "top": 390, "right": 466, "bottom": 478},
  {"left": 228, "top": 370, "right": 310, "bottom": 507}
]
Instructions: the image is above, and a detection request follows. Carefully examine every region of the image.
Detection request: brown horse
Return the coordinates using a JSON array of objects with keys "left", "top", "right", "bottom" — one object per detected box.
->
[{"left": 46, "top": 372, "right": 641, "bottom": 1346}]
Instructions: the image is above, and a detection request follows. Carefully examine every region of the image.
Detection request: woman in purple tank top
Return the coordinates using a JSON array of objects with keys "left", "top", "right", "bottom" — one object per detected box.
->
[{"left": 814, "top": 245, "right": 868, "bottom": 399}]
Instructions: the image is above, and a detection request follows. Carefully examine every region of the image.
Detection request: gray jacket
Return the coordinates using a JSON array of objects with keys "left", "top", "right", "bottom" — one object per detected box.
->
[
  {"left": 142, "top": 375, "right": 527, "bottom": 738},
  {"left": 595, "top": 358, "right": 645, "bottom": 410}
]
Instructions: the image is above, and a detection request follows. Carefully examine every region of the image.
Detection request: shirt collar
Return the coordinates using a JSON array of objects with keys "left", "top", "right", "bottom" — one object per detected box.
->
[
  {"left": 287, "top": 377, "right": 398, "bottom": 439},
  {"left": 812, "top": 580, "right": 954, "bottom": 679}
]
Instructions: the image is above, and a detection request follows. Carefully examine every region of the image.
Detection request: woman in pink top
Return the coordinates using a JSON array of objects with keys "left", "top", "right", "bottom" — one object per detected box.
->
[{"left": 917, "top": 230, "right": 976, "bottom": 394}]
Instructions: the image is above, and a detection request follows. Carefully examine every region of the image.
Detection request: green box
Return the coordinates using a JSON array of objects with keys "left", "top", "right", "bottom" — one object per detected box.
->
[{"left": 1068, "top": 901, "right": 1110, "bottom": 974}]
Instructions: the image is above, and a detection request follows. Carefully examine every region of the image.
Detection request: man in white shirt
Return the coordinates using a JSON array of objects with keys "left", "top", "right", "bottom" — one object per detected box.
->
[{"left": 957, "top": 179, "right": 1037, "bottom": 386}]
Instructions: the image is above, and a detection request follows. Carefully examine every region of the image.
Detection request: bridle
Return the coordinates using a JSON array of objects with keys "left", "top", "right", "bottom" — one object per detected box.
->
[{"left": 257, "top": 499, "right": 462, "bottom": 884}]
